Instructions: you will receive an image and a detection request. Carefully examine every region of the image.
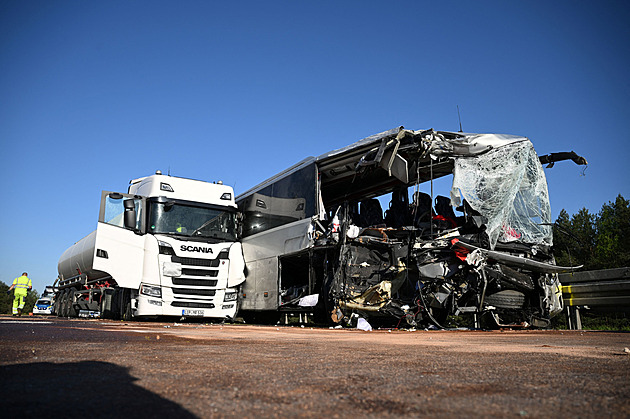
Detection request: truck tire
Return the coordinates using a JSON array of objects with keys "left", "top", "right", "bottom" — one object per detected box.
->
[
  {"left": 67, "top": 288, "right": 78, "bottom": 317},
  {"left": 62, "top": 289, "right": 72, "bottom": 317},
  {"left": 54, "top": 291, "right": 64, "bottom": 317},
  {"left": 120, "top": 288, "right": 133, "bottom": 321},
  {"left": 100, "top": 289, "right": 114, "bottom": 319},
  {"left": 58, "top": 290, "right": 68, "bottom": 317}
]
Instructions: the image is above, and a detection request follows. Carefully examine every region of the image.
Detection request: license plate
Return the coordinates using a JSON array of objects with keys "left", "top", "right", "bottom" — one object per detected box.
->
[{"left": 182, "top": 309, "right": 204, "bottom": 317}]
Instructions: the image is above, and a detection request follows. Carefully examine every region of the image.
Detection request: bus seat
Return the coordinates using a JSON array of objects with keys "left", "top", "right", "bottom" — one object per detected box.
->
[{"left": 360, "top": 199, "right": 384, "bottom": 227}]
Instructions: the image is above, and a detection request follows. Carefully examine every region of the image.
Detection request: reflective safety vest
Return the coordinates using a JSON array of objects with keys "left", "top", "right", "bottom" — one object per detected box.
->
[{"left": 12, "top": 275, "right": 31, "bottom": 296}]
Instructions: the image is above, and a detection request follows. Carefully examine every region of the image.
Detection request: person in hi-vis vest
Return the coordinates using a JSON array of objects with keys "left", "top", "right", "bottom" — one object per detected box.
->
[{"left": 9, "top": 272, "right": 32, "bottom": 316}]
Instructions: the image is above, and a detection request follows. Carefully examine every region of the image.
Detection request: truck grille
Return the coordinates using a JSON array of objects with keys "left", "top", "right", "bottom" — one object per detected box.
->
[
  {"left": 181, "top": 268, "right": 218, "bottom": 277},
  {"left": 171, "top": 302, "right": 215, "bottom": 309},
  {"left": 172, "top": 288, "right": 216, "bottom": 296},
  {"left": 172, "top": 256, "right": 221, "bottom": 267},
  {"left": 166, "top": 252, "right": 228, "bottom": 302},
  {"left": 172, "top": 251, "right": 228, "bottom": 267},
  {"left": 172, "top": 278, "right": 218, "bottom": 286}
]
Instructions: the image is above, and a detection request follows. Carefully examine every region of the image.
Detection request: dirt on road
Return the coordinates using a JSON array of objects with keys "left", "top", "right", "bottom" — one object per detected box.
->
[{"left": 1, "top": 316, "right": 629, "bottom": 418}]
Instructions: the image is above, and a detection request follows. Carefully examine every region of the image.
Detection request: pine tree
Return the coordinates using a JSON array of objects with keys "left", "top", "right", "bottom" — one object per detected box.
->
[
  {"left": 553, "top": 194, "right": 629, "bottom": 270},
  {"left": 594, "top": 195, "right": 630, "bottom": 269},
  {"left": 553, "top": 208, "right": 596, "bottom": 269}
]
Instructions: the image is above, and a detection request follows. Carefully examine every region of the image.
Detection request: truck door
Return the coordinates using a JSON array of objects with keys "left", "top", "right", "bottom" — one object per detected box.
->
[{"left": 93, "top": 191, "right": 147, "bottom": 289}]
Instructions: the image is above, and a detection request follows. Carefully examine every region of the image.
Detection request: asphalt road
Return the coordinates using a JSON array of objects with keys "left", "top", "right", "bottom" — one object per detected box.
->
[{"left": 1, "top": 315, "right": 629, "bottom": 418}]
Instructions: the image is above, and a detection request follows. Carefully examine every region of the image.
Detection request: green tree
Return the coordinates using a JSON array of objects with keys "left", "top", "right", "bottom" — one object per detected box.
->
[
  {"left": 553, "top": 208, "right": 596, "bottom": 269},
  {"left": 553, "top": 194, "right": 630, "bottom": 270},
  {"left": 0, "top": 281, "right": 10, "bottom": 314},
  {"left": 593, "top": 195, "right": 630, "bottom": 269}
]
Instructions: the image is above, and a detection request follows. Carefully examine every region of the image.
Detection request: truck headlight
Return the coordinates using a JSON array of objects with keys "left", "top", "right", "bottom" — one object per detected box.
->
[
  {"left": 224, "top": 292, "right": 237, "bottom": 302},
  {"left": 140, "top": 284, "right": 162, "bottom": 298},
  {"left": 158, "top": 241, "right": 175, "bottom": 255}
]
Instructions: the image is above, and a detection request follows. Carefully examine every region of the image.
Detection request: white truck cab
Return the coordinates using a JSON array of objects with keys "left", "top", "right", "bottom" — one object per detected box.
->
[{"left": 56, "top": 172, "right": 245, "bottom": 320}]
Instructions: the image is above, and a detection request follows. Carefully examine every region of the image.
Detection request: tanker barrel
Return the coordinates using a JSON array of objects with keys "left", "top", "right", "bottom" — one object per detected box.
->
[{"left": 57, "top": 230, "right": 97, "bottom": 283}]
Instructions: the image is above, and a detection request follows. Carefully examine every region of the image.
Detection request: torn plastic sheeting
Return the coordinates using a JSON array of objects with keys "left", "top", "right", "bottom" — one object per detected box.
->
[
  {"left": 357, "top": 317, "right": 373, "bottom": 331},
  {"left": 297, "top": 294, "right": 319, "bottom": 307}
]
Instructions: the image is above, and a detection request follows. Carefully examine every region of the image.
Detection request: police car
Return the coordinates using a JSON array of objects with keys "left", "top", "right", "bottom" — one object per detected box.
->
[
  {"left": 32, "top": 286, "right": 56, "bottom": 315},
  {"left": 32, "top": 296, "right": 53, "bottom": 315}
]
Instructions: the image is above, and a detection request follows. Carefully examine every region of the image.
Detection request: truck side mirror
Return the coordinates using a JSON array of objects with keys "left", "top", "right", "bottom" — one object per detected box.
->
[{"left": 123, "top": 199, "right": 137, "bottom": 230}]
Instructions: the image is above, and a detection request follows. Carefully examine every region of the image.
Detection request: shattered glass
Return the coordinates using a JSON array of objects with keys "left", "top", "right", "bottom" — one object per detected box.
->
[{"left": 451, "top": 140, "right": 552, "bottom": 249}]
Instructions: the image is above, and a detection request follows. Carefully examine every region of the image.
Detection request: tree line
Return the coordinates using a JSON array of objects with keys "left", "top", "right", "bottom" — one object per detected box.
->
[{"left": 553, "top": 194, "right": 630, "bottom": 270}]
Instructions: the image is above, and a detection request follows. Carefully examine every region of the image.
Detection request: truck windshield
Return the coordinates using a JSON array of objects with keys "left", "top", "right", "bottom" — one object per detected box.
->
[{"left": 149, "top": 201, "right": 237, "bottom": 242}]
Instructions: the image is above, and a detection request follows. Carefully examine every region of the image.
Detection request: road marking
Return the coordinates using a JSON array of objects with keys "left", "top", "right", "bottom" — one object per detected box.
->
[{"left": 0, "top": 320, "right": 54, "bottom": 324}]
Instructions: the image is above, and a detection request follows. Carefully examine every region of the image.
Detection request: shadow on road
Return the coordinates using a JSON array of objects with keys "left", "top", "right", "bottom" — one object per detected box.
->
[{"left": 0, "top": 360, "right": 198, "bottom": 418}]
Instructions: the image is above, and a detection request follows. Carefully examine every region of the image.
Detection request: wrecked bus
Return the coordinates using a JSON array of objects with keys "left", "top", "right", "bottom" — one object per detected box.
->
[{"left": 236, "top": 127, "right": 586, "bottom": 328}]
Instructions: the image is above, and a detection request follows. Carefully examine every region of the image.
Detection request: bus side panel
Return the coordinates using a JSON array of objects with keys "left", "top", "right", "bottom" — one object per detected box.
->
[
  {"left": 241, "top": 257, "right": 278, "bottom": 310},
  {"left": 242, "top": 219, "right": 312, "bottom": 261},
  {"left": 241, "top": 219, "right": 312, "bottom": 311}
]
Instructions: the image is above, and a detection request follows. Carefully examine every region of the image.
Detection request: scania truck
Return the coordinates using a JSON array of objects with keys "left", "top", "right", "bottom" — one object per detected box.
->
[{"left": 54, "top": 171, "right": 246, "bottom": 320}]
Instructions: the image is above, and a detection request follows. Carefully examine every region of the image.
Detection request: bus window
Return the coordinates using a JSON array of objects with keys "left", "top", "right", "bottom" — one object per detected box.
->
[{"left": 239, "top": 164, "right": 317, "bottom": 237}]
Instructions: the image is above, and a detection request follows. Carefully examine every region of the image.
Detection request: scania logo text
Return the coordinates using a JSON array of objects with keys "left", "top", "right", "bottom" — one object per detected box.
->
[{"left": 180, "top": 245, "right": 213, "bottom": 254}]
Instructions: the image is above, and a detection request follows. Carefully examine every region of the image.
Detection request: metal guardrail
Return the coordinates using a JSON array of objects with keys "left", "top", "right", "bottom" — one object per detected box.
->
[{"left": 559, "top": 267, "right": 630, "bottom": 330}]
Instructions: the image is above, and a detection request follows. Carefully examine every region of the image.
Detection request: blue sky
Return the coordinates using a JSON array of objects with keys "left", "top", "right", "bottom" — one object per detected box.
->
[{"left": 1, "top": 1, "right": 628, "bottom": 294}]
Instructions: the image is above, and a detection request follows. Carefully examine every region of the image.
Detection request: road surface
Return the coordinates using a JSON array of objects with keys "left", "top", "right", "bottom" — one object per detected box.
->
[{"left": 1, "top": 316, "right": 629, "bottom": 418}]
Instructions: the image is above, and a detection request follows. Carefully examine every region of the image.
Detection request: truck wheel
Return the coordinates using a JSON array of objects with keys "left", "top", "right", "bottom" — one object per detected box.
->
[
  {"left": 100, "top": 289, "right": 113, "bottom": 319},
  {"left": 58, "top": 290, "right": 68, "bottom": 317},
  {"left": 120, "top": 289, "right": 133, "bottom": 321},
  {"left": 62, "top": 290, "right": 71, "bottom": 317},
  {"left": 54, "top": 291, "right": 64, "bottom": 317},
  {"left": 67, "top": 288, "right": 78, "bottom": 317}
]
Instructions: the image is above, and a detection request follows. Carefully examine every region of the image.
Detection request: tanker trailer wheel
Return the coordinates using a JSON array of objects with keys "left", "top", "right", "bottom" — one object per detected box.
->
[
  {"left": 67, "top": 288, "right": 78, "bottom": 318},
  {"left": 53, "top": 291, "right": 63, "bottom": 317},
  {"left": 56, "top": 290, "right": 67, "bottom": 317},
  {"left": 60, "top": 289, "right": 70, "bottom": 317},
  {"left": 62, "top": 289, "right": 72, "bottom": 317}
]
